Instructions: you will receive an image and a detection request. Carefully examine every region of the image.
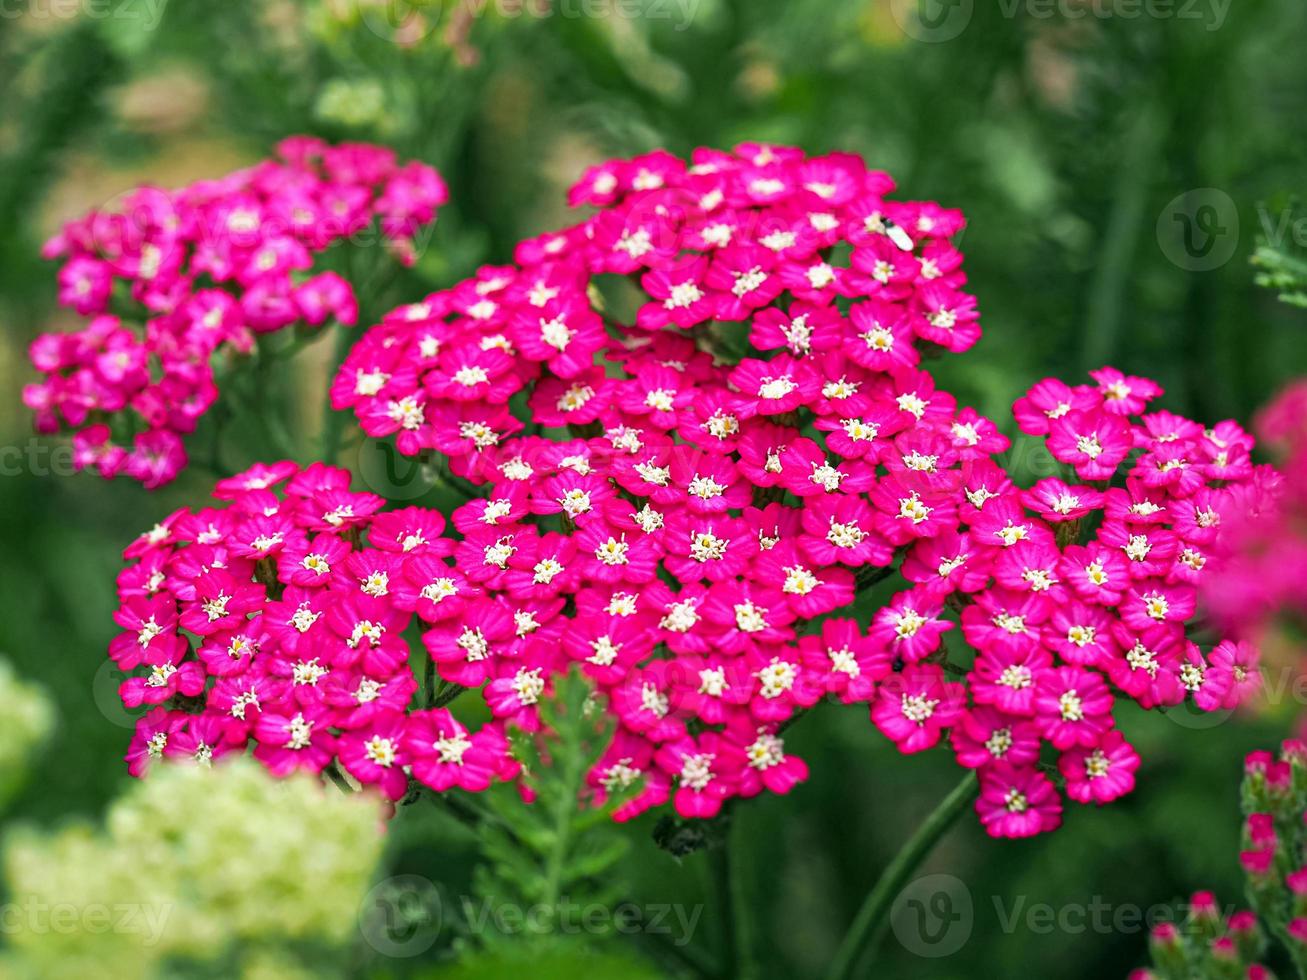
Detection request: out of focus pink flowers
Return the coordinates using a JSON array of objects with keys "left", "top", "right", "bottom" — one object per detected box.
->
[
  {"left": 25, "top": 137, "right": 446, "bottom": 487},
  {"left": 1206, "top": 380, "right": 1307, "bottom": 655}
]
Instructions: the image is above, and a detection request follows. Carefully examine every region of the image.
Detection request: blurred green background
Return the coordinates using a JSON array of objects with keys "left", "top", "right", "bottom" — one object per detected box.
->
[{"left": 2, "top": 1, "right": 1306, "bottom": 977}]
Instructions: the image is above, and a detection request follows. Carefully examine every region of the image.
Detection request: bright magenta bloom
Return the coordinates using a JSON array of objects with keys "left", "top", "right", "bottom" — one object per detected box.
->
[
  {"left": 105, "top": 144, "right": 1271, "bottom": 838},
  {"left": 26, "top": 137, "right": 446, "bottom": 487}
]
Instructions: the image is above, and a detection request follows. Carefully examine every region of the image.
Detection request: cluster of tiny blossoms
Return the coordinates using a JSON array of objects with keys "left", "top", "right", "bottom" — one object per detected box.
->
[
  {"left": 1, "top": 757, "right": 383, "bottom": 980},
  {"left": 1130, "top": 891, "right": 1270, "bottom": 980},
  {"left": 309, "top": 144, "right": 1263, "bottom": 835},
  {"left": 0, "top": 659, "right": 54, "bottom": 811},
  {"left": 1131, "top": 742, "right": 1307, "bottom": 980},
  {"left": 115, "top": 461, "right": 520, "bottom": 802},
  {"left": 1206, "top": 380, "right": 1306, "bottom": 652},
  {"left": 23, "top": 137, "right": 446, "bottom": 487},
  {"left": 956, "top": 368, "right": 1263, "bottom": 836}
]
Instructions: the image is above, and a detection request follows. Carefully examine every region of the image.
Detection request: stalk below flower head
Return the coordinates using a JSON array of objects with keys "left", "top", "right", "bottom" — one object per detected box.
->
[{"left": 23, "top": 136, "right": 447, "bottom": 488}]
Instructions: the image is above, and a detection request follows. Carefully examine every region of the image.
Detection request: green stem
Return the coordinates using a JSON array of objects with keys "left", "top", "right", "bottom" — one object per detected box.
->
[
  {"left": 253, "top": 342, "right": 299, "bottom": 461},
  {"left": 1079, "top": 100, "right": 1165, "bottom": 371},
  {"left": 432, "top": 682, "right": 467, "bottom": 709},
  {"left": 540, "top": 715, "right": 589, "bottom": 914},
  {"left": 627, "top": 920, "right": 718, "bottom": 980},
  {"left": 319, "top": 322, "right": 355, "bottom": 465},
  {"left": 824, "top": 771, "right": 979, "bottom": 980},
  {"left": 709, "top": 818, "right": 756, "bottom": 980}
]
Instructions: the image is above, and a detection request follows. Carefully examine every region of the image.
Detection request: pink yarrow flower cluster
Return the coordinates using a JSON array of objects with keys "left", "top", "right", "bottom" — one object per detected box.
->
[
  {"left": 1206, "top": 380, "right": 1306, "bottom": 654},
  {"left": 1131, "top": 742, "right": 1307, "bottom": 980},
  {"left": 24, "top": 137, "right": 446, "bottom": 487},
  {"left": 327, "top": 144, "right": 988, "bottom": 820},
  {"left": 955, "top": 368, "right": 1266, "bottom": 837},
  {"left": 115, "top": 461, "right": 521, "bottom": 801},
  {"left": 101, "top": 144, "right": 1271, "bottom": 839},
  {"left": 317, "top": 144, "right": 1264, "bottom": 835},
  {"left": 331, "top": 142, "right": 978, "bottom": 476}
]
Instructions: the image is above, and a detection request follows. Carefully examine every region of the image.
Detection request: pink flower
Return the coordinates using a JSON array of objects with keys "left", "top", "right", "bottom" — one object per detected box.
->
[
  {"left": 1013, "top": 378, "right": 1098, "bottom": 436},
  {"left": 971, "top": 647, "right": 1051, "bottom": 717},
  {"left": 1089, "top": 366, "right": 1163, "bottom": 416},
  {"left": 1033, "top": 666, "right": 1114, "bottom": 749},
  {"left": 951, "top": 707, "right": 1041, "bottom": 769},
  {"left": 405, "top": 710, "right": 505, "bottom": 792},
  {"left": 1208, "top": 640, "right": 1262, "bottom": 709},
  {"left": 729, "top": 721, "right": 809, "bottom": 799},
  {"left": 338, "top": 712, "right": 410, "bottom": 801},
  {"left": 868, "top": 589, "right": 954, "bottom": 664},
  {"left": 637, "top": 256, "right": 719, "bottom": 330},
  {"left": 797, "top": 619, "right": 889, "bottom": 704},
  {"left": 977, "top": 764, "right": 1063, "bottom": 838},
  {"left": 1047, "top": 410, "right": 1133, "bottom": 480},
  {"left": 126, "top": 708, "right": 189, "bottom": 776},
  {"left": 729, "top": 356, "right": 819, "bottom": 416},
  {"left": 423, "top": 597, "right": 514, "bottom": 687},
  {"left": 655, "top": 732, "right": 746, "bottom": 819},
  {"left": 872, "top": 665, "right": 966, "bottom": 753},
  {"left": 254, "top": 705, "right": 338, "bottom": 776},
  {"left": 1023, "top": 478, "right": 1104, "bottom": 522}
]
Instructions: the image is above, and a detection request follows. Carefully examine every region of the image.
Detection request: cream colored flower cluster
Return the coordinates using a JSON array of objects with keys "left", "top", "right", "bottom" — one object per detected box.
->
[
  {"left": 0, "top": 758, "right": 385, "bottom": 980},
  {"left": 0, "top": 659, "right": 53, "bottom": 810}
]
